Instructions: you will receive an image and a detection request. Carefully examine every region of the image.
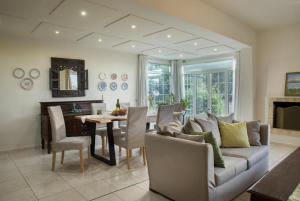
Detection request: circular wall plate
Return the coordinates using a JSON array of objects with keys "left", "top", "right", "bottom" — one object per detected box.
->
[
  {"left": 29, "top": 68, "right": 40, "bottom": 79},
  {"left": 99, "top": 72, "right": 106, "bottom": 80},
  {"left": 110, "top": 73, "right": 117, "bottom": 80},
  {"left": 121, "top": 73, "right": 128, "bottom": 81},
  {"left": 110, "top": 82, "right": 117, "bottom": 91},
  {"left": 13, "top": 68, "right": 25, "bottom": 79},
  {"left": 20, "top": 78, "right": 33, "bottom": 90},
  {"left": 98, "top": 81, "right": 107, "bottom": 91},
  {"left": 121, "top": 82, "right": 128, "bottom": 90}
]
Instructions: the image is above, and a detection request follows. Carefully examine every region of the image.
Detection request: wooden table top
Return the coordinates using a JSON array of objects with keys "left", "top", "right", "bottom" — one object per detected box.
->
[
  {"left": 75, "top": 111, "right": 183, "bottom": 124},
  {"left": 248, "top": 147, "right": 300, "bottom": 201}
]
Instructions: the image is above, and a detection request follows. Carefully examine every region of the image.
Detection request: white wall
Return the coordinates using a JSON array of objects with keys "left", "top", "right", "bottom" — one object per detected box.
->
[
  {"left": 0, "top": 34, "right": 138, "bottom": 151},
  {"left": 255, "top": 23, "right": 300, "bottom": 121}
]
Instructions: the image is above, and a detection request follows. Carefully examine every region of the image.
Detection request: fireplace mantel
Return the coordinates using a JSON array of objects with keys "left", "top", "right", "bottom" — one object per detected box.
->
[{"left": 268, "top": 97, "right": 300, "bottom": 136}]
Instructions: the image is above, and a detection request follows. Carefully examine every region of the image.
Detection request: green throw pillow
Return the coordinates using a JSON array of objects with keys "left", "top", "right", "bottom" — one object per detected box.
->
[
  {"left": 192, "top": 131, "right": 225, "bottom": 168},
  {"left": 219, "top": 121, "right": 250, "bottom": 148}
]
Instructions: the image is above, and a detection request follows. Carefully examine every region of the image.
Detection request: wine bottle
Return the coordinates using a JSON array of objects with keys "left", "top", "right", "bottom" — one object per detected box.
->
[{"left": 116, "top": 99, "right": 120, "bottom": 110}]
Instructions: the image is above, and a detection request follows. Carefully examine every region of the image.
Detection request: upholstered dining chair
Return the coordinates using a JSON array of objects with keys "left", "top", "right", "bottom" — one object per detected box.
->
[
  {"left": 113, "top": 106, "right": 148, "bottom": 169},
  {"left": 91, "top": 103, "right": 121, "bottom": 154},
  {"left": 48, "top": 106, "right": 91, "bottom": 173},
  {"left": 155, "top": 104, "right": 176, "bottom": 132},
  {"left": 173, "top": 102, "right": 184, "bottom": 123}
]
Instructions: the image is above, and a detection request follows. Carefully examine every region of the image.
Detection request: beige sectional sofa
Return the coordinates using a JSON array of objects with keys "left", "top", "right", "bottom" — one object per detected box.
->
[{"left": 145, "top": 124, "right": 270, "bottom": 201}]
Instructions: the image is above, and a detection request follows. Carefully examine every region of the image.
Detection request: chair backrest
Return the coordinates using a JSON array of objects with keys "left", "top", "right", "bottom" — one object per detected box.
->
[
  {"left": 173, "top": 103, "right": 184, "bottom": 112},
  {"left": 120, "top": 102, "right": 130, "bottom": 109},
  {"left": 48, "top": 106, "right": 66, "bottom": 143},
  {"left": 156, "top": 104, "right": 175, "bottom": 130},
  {"left": 126, "top": 107, "right": 148, "bottom": 148},
  {"left": 91, "top": 103, "right": 106, "bottom": 115}
]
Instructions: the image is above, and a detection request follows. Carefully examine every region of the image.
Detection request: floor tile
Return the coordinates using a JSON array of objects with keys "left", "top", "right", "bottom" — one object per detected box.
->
[
  {"left": 29, "top": 177, "right": 72, "bottom": 199},
  {"left": 0, "top": 187, "right": 37, "bottom": 201},
  {"left": 114, "top": 186, "right": 169, "bottom": 201},
  {"left": 39, "top": 189, "right": 86, "bottom": 201},
  {"left": 0, "top": 178, "right": 28, "bottom": 195},
  {"left": 93, "top": 194, "right": 122, "bottom": 201},
  {"left": 75, "top": 180, "right": 119, "bottom": 200}
]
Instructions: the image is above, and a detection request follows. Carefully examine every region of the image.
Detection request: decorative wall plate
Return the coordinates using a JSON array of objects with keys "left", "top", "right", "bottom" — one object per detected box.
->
[
  {"left": 98, "top": 81, "right": 107, "bottom": 91},
  {"left": 121, "top": 73, "right": 128, "bottom": 81},
  {"left": 121, "top": 82, "right": 128, "bottom": 90},
  {"left": 99, "top": 72, "right": 106, "bottom": 80},
  {"left": 110, "top": 82, "right": 117, "bottom": 91},
  {"left": 111, "top": 73, "right": 117, "bottom": 80},
  {"left": 13, "top": 68, "right": 25, "bottom": 79},
  {"left": 29, "top": 68, "right": 40, "bottom": 79},
  {"left": 20, "top": 78, "right": 33, "bottom": 90}
]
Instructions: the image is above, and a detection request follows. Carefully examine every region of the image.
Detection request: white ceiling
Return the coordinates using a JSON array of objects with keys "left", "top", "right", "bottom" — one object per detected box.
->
[
  {"left": 0, "top": 0, "right": 248, "bottom": 59},
  {"left": 201, "top": 0, "right": 300, "bottom": 30}
]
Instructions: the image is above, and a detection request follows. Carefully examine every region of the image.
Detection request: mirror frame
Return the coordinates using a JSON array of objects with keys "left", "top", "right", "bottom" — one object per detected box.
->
[{"left": 50, "top": 57, "right": 88, "bottom": 97}]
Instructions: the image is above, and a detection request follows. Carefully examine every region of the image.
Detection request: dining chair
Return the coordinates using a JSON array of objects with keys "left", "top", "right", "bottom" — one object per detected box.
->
[
  {"left": 48, "top": 106, "right": 91, "bottom": 173},
  {"left": 173, "top": 102, "right": 184, "bottom": 123},
  {"left": 91, "top": 103, "right": 121, "bottom": 154},
  {"left": 113, "top": 106, "right": 148, "bottom": 169},
  {"left": 155, "top": 104, "right": 176, "bottom": 132}
]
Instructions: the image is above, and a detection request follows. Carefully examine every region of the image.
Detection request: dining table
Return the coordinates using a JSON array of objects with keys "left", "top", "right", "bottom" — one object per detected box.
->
[{"left": 75, "top": 111, "right": 182, "bottom": 166}]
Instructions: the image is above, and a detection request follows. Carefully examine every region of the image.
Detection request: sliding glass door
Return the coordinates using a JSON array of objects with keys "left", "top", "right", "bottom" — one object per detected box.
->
[{"left": 183, "top": 58, "right": 236, "bottom": 116}]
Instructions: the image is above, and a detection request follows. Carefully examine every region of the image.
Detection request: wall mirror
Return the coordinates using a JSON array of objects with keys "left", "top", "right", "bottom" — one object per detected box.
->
[{"left": 50, "top": 57, "right": 88, "bottom": 97}]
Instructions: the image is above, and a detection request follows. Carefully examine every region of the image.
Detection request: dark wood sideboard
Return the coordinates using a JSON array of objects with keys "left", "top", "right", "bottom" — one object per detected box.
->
[{"left": 40, "top": 100, "right": 103, "bottom": 153}]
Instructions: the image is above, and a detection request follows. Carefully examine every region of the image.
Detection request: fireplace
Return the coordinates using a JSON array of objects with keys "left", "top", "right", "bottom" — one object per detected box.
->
[{"left": 268, "top": 97, "right": 300, "bottom": 135}]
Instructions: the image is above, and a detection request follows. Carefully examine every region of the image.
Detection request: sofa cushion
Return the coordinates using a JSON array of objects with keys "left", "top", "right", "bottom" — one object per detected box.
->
[
  {"left": 221, "top": 146, "right": 268, "bottom": 169},
  {"left": 207, "top": 112, "right": 235, "bottom": 123},
  {"left": 246, "top": 121, "right": 262, "bottom": 146},
  {"left": 195, "top": 118, "right": 222, "bottom": 147},
  {"left": 214, "top": 156, "right": 247, "bottom": 186},
  {"left": 174, "top": 132, "right": 204, "bottom": 143}
]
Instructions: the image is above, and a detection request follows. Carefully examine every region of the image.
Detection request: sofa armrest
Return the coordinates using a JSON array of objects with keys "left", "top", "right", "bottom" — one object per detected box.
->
[
  {"left": 145, "top": 134, "right": 215, "bottom": 201},
  {"left": 260, "top": 124, "right": 270, "bottom": 145}
]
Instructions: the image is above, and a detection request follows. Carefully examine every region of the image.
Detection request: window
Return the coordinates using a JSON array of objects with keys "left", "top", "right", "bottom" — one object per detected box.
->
[
  {"left": 183, "top": 58, "right": 236, "bottom": 116},
  {"left": 147, "top": 62, "right": 172, "bottom": 108}
]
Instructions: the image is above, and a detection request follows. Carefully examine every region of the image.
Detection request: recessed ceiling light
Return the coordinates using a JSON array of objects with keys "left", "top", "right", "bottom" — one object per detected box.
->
[
  {"left": 80, "top": 11, "right": 87, "bottom": 16},
  {"left": 166, "top": 34, "right": 172, "bottom": 38},
  {"left": 98, "top": 38, "right": 102, "bottom": 42},
  {"left": 131, "top": 24, "right": 136, "bottom": 29},
  {"left": 194, "top": 42, "right": 198, "bottom": 46},
  {"left": 158, "top": 49, "right": 162, "bottom": 53},
  {"left": 54, "top": 30, "right": 60, "bottom": 34},
  {"left": 213, "top": 48, "right": 218, "bottom": 52},
  {"left": 179, "top": 54, "right": 183, "bottom": 57},
  {"left": 131, "top": 44, "right": 135, "bottom": 48}
]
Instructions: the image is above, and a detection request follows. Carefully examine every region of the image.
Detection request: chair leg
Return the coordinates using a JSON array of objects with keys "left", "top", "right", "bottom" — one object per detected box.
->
[
  {"left": 101, "top": 136, "right": 105, "bottom": 155},
  {"left": 140, "top": 147, "right": 142, "bottom": 155},
  {"left": 88, "top": 147, "right": 91, "bottom": 159},
  {"left": 51, "top": 151, "right": 56, "bottom": 171},
  {"left": 142, "top": 147, "right": 146, "bottom": 166},
  {"left": 61, "top": 150, "right": 64, "bottom": 165},
  {"left": 126, "top": 149, "right": 130, "bottom": 169},
  {"left": 129, "top": 149, "right": 132, "bottom": 158},
  {"left": 80, "top": 149, "right": 84, "bottom": 173},
  {"left": 119, "top": 146, "right": 121, "bottom": 153}
]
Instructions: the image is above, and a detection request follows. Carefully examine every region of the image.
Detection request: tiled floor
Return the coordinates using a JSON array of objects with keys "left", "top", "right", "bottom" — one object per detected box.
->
[{"left": 0, "top": 141, "right": 297, "bottom": 201}]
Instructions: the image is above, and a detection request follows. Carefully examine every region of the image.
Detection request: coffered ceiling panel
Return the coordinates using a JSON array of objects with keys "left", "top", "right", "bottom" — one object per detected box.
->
[
  {"left": 77, "top": 32, "right": 125, "bottom": 48},
  {"left": 165, "top": 51, "right": 198, "bottom": 60},
  {"left": 143, "top": 27, "right": 196, "bottom": 45},
  {"left": 103, "top": 14, "right": 163, "bottom": 38},
  {"left": 0, "top": 14, "right": 37, "bottom": 35},
  {"left": 31, "top": 22, "right": 87, "bottom": 41},
  {"left": 113, "top": 40, "right": 154, "bottom": 53},
  {"left": 47, "top": 0, "right": 121, "bottom": 31},
  {"left": 174, "top": 37, "right": 218, "bottom": 51},
  {"left": 142, "top": 47, "right": 178, "bottom": 58},
  {"left": 0, "top": 0, "right": 61, "bottom": 19},
  {"left": 195, "top": 45, "right": 236, "bottom": 56}
]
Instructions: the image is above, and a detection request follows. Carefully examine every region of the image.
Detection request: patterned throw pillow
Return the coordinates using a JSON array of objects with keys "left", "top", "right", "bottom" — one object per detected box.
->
[{"left": 182, "top": 119, "right": 203, "bottom": 134}]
